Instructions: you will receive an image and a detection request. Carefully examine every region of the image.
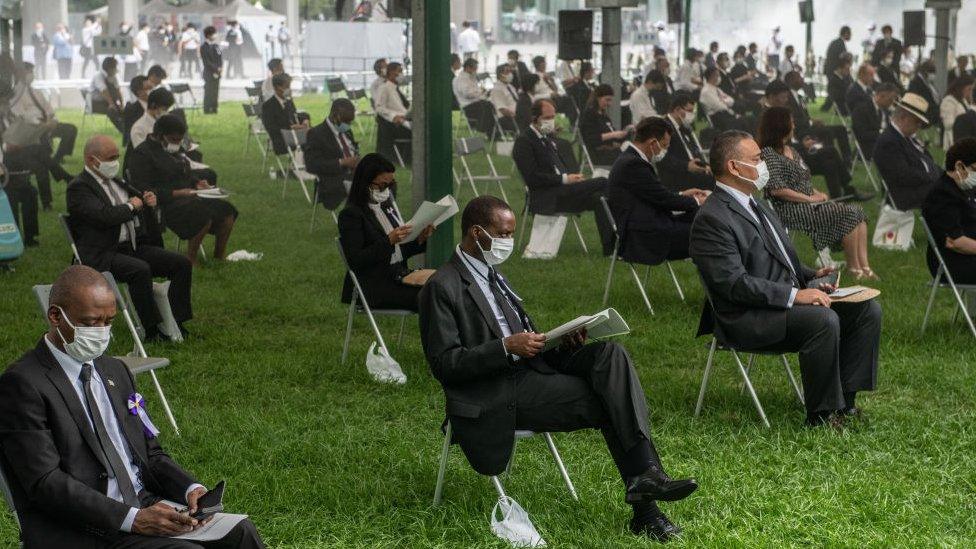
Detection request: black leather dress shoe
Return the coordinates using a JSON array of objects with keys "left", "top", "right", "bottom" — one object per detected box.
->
[
  {"left": 625, "top": 466, "right": 698, "bottom": 503},
  {"left": 629, "top": 516, "right": 672, "bottom": 542},
  {"left": 804, "top": 411, "right": 845, "bottom": 430}
]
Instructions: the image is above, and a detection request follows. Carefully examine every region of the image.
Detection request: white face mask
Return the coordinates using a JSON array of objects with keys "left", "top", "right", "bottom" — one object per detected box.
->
[
  {"left": 95, "top": 158, "right": 120, "bottom": 179},
  {"left": 651, "top": 142, "right": 667, "bottom": 163},
  {"left": 682, "top": 110, "right": 695, "bottom": 127},
  {"left": 370, "top": 187, "right": 391, "bottom": 203},
  {"left": 476, "top": 225, "right": 514, "bottom": 266},
  {"left": 164, "top": 142, "right": 181, "bottom": 153},
  {"left": 538, "top": 118, "right": 556, "bottom": 135},
  {"left": 735, "top": 160, "right": 770, "bottom": 192},
  {"left": 957, "top": 166, "right": 976, "bottom": 191},
  {"left": 55, "top": 306, "right": 112, "bottom": 363}
]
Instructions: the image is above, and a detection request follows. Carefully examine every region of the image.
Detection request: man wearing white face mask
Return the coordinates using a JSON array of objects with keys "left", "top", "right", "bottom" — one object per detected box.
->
[
  {"left": 658, "top": 91, "right": 714, "bottom": 192},
  {"left": 690, "top": 131, "right": 882, "bottom": 428},
  {"left": 608, "top": 117, "right": 709, "bottom": 267},
  {"left": 68, "top": 134, "right": 194, "bottom": 343},
  {"left": 0, "top": 265, "right": 266, "bottom": 548},
  {"left": 489, "top": 64, "right": 519, "bottom": 134},
  {"left": 420, "top": 196, "right": 699, "bottom": 542},
  {"left": 512, "top": 98, "right": 615, "bottom": 255}
]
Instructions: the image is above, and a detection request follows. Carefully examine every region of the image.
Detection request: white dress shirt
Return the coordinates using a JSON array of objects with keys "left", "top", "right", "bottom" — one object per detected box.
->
[
  {"left": 261, "top": 76, "right": 275, "bottom": 102},
  {"left": 180, "top": 29, "right": 199, "bottom": 50},
  {"left": 133, "top": 29, "right": 149, "bottom": 52},
  {"left": 716, "top": 182, "right": 798, "bottom": 306},
  {"left": 83, "top": 24, "right": 98, "bottom": 49},
  {"left": 489, "top": 80, "right": 519, "bottom": 115},
  {"left": 940, "top": 95, "right": 972, "bottom": 147},
  {"left": 90, "top": 70, "right": 113, "bottom": 94},
  {"left": 452, "top": 71, "right": 483, "bottom": 108},
  {"left": 9, "top": 82, "right": 55, "bottom": 124},
  {"left": 369, "top": 76, "right": 385, "bottom": 103},
  {"left": 675, "top": 61, "right": 701, "bottom": 91},
  {"left": 457, "top": 246, "right": 514, "bottom": 339},
  {"left": 130, "top": 111, "right": 157, "bottom": 149},
  {"left": 699, "top": 82, "right": 735, "bottom": 116},
  {"left": 556, "top": 60, "right": 577, "bottom": 83},
  {"left": 374, "top": 80, "right": 409, "bottom": 122},
  {"left": 457, "top": 27, "right": 481, "bottom": 54},
  {"left": 628, "top": 85, "right": 657, "bottom": 122}
]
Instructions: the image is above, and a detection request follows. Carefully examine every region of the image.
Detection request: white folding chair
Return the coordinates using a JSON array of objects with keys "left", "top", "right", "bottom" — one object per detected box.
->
[
  {"left": 242, "top": 103, "right": 269, "bottom": 159},
  {"left": 335, "top": 238, "right": 415, "bottom": 365},
  {"left": 920, "top": 218, "right": 976, "bottom": 339},
  {"left": 32, "top": 275, "right": 181, "bottom": 435},
  {"left": 347, "top": 88, "right": 375, "bottom": 143},
  {"left": 693, "top": 278, "right": 805, "bottom": 428},
  {"left": 244, "top": 86, "right": 263, "bottom": 105},
  {"left": 455, "top": 136, "right": 509, "bottom": 201},
  {"left": 516, "top": 184, "right": 589, "bottom": 254},
  {"left": 599, "top": 197, "right": 684, "bottom": 315},
  {"left": 280, "top": 128, "right": 315, "bottom": 204},
  {"left": 433, "top": 420, "right": 578, "bottom": 506},
  {"left": 58, "top": 214, "right": 82, "bottom": 264},
  {"left": 167, "top": 82, "right": 200, "bottom": 117}
]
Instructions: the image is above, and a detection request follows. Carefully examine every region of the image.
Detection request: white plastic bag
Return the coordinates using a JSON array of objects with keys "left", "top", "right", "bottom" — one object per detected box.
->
[
  {"left": 522, "top": 215, "right": 567, "bottom": 260},
  {"left": 225, "top": 250, "right": 264, "bottom": 262},
  {"left": 872, "top": 204, "right": 915, "bottom": 251},
  {"left": 365, "top": 342, "right": 407, "bottom": 385},
  {"left": 490, "top": 496, "right": 546, "bottom": 548},
  {"left": 496, "top": 141, "right": 514, "bottom": 157}
]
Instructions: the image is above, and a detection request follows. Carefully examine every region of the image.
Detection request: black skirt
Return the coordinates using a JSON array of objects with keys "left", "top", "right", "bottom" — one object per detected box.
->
[{"left": 162, "top": 196, "right": 238, "bottom": 239}]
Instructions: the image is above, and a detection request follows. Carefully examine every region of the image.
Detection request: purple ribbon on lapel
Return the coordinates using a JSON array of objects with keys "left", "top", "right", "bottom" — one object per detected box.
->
[{"left": 127, "top": 393, "right": 160, "bottom": 439}]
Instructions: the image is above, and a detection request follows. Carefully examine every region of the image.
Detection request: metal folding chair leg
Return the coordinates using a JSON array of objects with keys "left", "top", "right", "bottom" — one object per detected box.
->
[
  {"left": 543, "top": 433, "right": 578, "bottom": 501},
  {"left": 490, "top": 475, "right": 507, "bottom": 498},
  {"left": 433, "top": 421, "right": 453, "bottom": 506},
  {"left": 602, "top": 250, "right": 618, "bottom": 306},
  {"left": 666, "top": 261, "right": 686, "bottom": 301},
  {"left": 694, "top": 338, "right": 718, "bottom": 417},
  {"left": 341, "top": 295, "right": 357, "bottom": 364},
  {"left": 782, "top": 355, "right": 804, "bottom": 405},
  {"left": 739, "top": 354, "right": 756, "bottom": 395},
  {"left": 571, "top": 217, "right": 588, "bottom": 253},
  {"left": 309, "top": 188, "right": 319, "bottom": 232},
  {"left": 921, "top": 267, "right": 942, "bottom": 336},
  {"left": 731, "top": 350, "right": 771, "bottom": 428},
  {"left": 628, "top": 263, "right": 654, "bottom": 315},
  {"left": 396, "top": 316, "right": 407, "bottom": 349}
]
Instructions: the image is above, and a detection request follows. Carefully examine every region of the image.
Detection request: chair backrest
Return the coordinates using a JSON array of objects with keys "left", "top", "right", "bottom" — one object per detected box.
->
[
  {"left": 243, "top": 103, "right": 257, "bottom": 117},
  {"left": 252, "top": 80, "right": 265, "bottom": 88},
  {"left": 244, "top": 86, "right": 261, "bottom": 98},
  {"left": 347, "top": 88, "right": 368, "bottom": 101},
  {"left": 32, "top": 272, "right": 129, "bottom": 322},
  {"left": 326, "top": 77, "right": 346, "bottom": 94},
  {"left": 168, "top": 83, "right": 190, "bottom": 94},
  {"left": 919, "top": 216, "right": 955, "bottom": 285},
  {"left": 57, "top": 214, "right": 82, "bottom": 264},
  {"left": 455, "top": 136, "right": 487, "bottom": 156},
  {"left": 335, "top": 237, "right": 370, "bottom": 307}
]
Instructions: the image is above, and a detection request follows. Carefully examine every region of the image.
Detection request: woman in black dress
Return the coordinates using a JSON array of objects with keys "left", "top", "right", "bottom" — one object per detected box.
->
[
  {"left": 757, "top": 107, "right": 875, "bottom": 279},
  {"left": 921, "top": 138, "right": 976, "bottom": 285},
  {"left": 337, "top": 153, "right": 434, "bottom": 312},
  {"left": 129, "top": 114, "right": 237, "bottom": 265},
  {"left": 579, "top": 83, "right": 631, "bottom": 167}
]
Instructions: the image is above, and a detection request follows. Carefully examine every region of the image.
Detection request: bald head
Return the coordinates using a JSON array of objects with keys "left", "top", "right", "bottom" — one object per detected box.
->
[
  {"left": 84, "top": 135, "right": 120, "bottom": 172},
  {"left": 47, "top": 266, "right": 117, "bottom": 348},
  {"left": 49, "top": 265, "right": 113, "bottom": 309}
]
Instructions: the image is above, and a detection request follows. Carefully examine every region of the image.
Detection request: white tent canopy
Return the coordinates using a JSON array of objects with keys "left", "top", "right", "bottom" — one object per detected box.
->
[{"left": 207, "top": 0, "right": 285, "bottom": 59}]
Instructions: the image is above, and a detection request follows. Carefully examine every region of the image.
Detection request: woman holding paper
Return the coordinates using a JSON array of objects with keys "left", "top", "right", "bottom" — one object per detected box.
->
[{"left": 338, "top": 154, "right": 435, "bottom": 312}]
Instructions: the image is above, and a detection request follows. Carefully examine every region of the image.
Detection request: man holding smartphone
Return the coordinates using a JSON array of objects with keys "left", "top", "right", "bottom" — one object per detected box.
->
[{"left": 0, "top": 265, "right": 265, "bottom": 548}]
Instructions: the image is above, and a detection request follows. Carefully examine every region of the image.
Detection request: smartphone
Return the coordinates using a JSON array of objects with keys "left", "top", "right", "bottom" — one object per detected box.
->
[{"left": 191, "top": 480, "right": 225, "bottom": 520}]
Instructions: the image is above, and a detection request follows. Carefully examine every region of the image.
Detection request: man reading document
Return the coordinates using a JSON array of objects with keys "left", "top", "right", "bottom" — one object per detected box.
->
[{"left": 418, "top": 196, "right": 698, "bottom": 542}]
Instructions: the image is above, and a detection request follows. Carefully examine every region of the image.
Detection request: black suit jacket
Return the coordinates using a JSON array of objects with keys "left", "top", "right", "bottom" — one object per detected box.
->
[
  {"left": 512, "top": 128, "right": 580, "bottom": 214},
  {"left": 871, "top": 37, "right": 902, "bottom": 67},
  {"left": 200, "top": 42, "right": 222, "bottom": 79},
  {"left": 418, "top": 253, "right": 569, "bottom": 476},
  {"left": 65, "top": 170, "right": 149, "bottom": 270},
  {"left": 689, "top": 188, "right": 816, "bottom": 349},
  {"left": 718, "top": 70, "right": 737, "bottom": 98},
  {"left": 851, "top": 100, "right": 887, "bottom": 161},
  {"left": 649, "top": 77, "right": 675, "bottom": 113},
  {"left": 337, "top": 202, "right": 425, "bottom": 304},
  {"left": 954, "top": 110, "right": 976, "bottom": 142},
  {"left": 658, "top": 116, "right": 709, "bottom": 190},
  {"left": 303, "top": 121, "right": 357, "bottom": 209},
  {"left": 0, "top": 339, "right": 197, "bottom": 548},
  {"left": 787, "top": 91, "right": 813, "bottom": 134},
  {"left": 510, "top": 61, "right": 531, "bottom": 91},
  {"left": 876, "top": 64, "right": 903, "bottom": 93},
  {"left": 873, "top": 124, "right": 940, "bottom": 210},
  {"left": 907, "top": 75, "right": 940, "bottom": 125},
  {"left": 261, "top": 96, "right": 299, "bottom": 155},
  {"left": 121, "top": 101, "right": 144, "bottom": 147},
  {"left": 845, "top": 82, "right": 873, "bottom": 115},
  {"left": 607, "top": 146, "right": 698, "bottom": 264},
  {"left": 826, "top": 72, "right": 853, "bottom": 115},
  {"left": 823, "top": 38, "right": 847, "bottom": 75}
]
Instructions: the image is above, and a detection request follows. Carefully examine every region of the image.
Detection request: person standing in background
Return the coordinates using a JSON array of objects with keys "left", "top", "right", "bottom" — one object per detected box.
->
[
  {"left": 134, "top": 23, "right": 151, "bottom": 73},
  {"left": 225, "top": 20, "right": 245, "bottom": 79},
  {"left": 265, "top": 25, "right": 276, "bottom": 63},
  {"left": 80, "top": 16, "right": 101, "bottom": 78},
  {"left": 51, "top": 24, "right": 74, "bottom": 80},
  {"left": 765, "top": 26, "right": 783, "bottom": 75},
  {"left": 178, "top": 23, "right": 201, "bottom": 78},
  {"left": 30, "top": 22, "right": 49, "bottom": 80},
  {"left": 200, "top": 26, "right": 222, "bottom": 115},
  {"left": 457, "top": 21, "right": 481, "bottom": 60},
  {"left": 277, "top": 22, "right": 291, "bottom": 63}
]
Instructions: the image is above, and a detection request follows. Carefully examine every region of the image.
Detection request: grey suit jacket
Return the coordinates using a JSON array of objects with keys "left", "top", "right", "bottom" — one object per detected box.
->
[{"left": 689, "top": 187, "right": 815, "bottom": 349}]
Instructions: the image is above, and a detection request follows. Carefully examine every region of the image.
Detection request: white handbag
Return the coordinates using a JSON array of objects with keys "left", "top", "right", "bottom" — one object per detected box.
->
[
  {"left": 365, "top": 342, "right": 407, "bottom": 385},
  {"left": 522, "top": 214, "right": 567, "bottom": 260},
  {"left": 872, "top": 204, "right": 915, "bottom": 251},
  {"left": 490, "top": 496, "right": 547, "bottom": 548}
]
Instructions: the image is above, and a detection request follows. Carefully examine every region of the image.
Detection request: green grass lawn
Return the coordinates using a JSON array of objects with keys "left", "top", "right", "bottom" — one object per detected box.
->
[{"left": 2, "top": 95, "right": 975, "bottom": 548}]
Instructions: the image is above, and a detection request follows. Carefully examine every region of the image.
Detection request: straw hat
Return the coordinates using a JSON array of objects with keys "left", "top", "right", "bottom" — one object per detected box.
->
[{"left": 895, "top": 92, "right": 930, "bottom": 124}]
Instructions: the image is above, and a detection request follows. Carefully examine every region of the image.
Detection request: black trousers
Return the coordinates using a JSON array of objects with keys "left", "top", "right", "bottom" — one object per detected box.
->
[
  {"left": 6, "top": 179, "right": 39, "bottom": 242},
  {"left": 203, "top": 76, "right": 220, "bottom": 114},
  {"left": 801, "top": 145, "right": 853, "bottom": 198},
  {"left": 515, "top": 341, "right": 655, "bottom": 481},
  {"left": 47, "top": 122, "right": 78, "bottom": 161},
  {"left": 92, "top": 100, "right": 127, "bottom": 135},
  {"left": 544, "top": 177, "right": 615, "bottom": 255},
  {"left": 749, "top": 300, "right": 881, "bottom": 414},
  {"left": 376, "top": 118, "right": 412, "bottom": 164},
  {"left": 109, "top": 244, "right": 193, "bottom": 330},
  {"left": 361, "top": 279, "right": 422, "bottom": 312},
  {"left": 805, "top": 125, "right": 852, "bottom": 165},
  {"left": 105, "top": 518, "right": 264, "bottom": 548},
  {"left": 463, "top": 100, "right": 496, "bottom": 137},
  {"left": 6, "top": 144, "right": 67, "bottom": 209}
]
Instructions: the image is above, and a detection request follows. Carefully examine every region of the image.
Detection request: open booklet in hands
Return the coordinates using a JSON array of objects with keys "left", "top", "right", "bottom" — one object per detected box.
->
[
  {"left": 542, "top": 308, "right": 631, "bottom": 352},
  {"left": 400, "top": 195, "right": 459, "bottom": 243}
]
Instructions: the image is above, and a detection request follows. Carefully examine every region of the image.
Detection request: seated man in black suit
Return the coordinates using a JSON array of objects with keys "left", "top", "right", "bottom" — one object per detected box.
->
[
  {"left": 0, "top": 265, "right": 264, "bottom": 549},
  {"left": 260, "top": 73, "right": 309, "bottom": 157},
  {"left": 851, "top": 82, "right": 897, "bottom": 161},
  {"left": 908, "top": 61, "right": 941, "bottom": 126},
  {"left": 844, "top": 63, "right": 875, "bottom": 115},
  {"left": 873, "top": 93, "right": 941, "bottom": 210},
  {"left": 658, "top": 91, "right": 715, "bottom": 192},
  {"left": 825, "top": 53, "right": 854, "bottom": 116},
  {"left": 66, "top": 135, "right": 193, "bottom": 342},
  {"left": 649, "top": 57, "right": 676, "bottom": 113},
  {"left": 512, "top": 98, "right": 614, "bottom": 255},
  {"left": 303, "top": 98, "right": 359, "bottom": 212},
  {"left": 419, "top": 196, "right": 698, "bottom": 542},
  {"left": 608, "top": 117, "right": 708, "bottom": 265},
  {"left": 690, "top": 130, "right": 882, "bottom": 427}
]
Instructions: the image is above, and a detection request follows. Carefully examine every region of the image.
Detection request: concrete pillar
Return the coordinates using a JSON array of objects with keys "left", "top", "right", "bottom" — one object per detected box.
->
[
  {"left": 929, "top": 1, "right": 960, "bottom": 100},
  {"left": 601, "top": 7, "right": 621, "bottom": 128},
  {"left": 107, "top": 0, "right": 139, "bottom": 33},
  {"left": 412, "top": 0, "right": 454, "bottom": 266},
  {"left": 271, "top": 0, "right": 300, "bottom": 65},
  {"left": 20, "top": 0, "right": 67, "bottom": 46}
]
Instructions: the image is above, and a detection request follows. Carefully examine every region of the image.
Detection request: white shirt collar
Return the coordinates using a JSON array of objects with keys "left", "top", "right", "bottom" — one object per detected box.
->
[
  {"left": 529, "top": 125, "right": 545, "bottom": 139},
  {"left": 716, "top": 181, "right": 754, "bottom": 210},
  {"left": 457, "top": 245, "right": 490, "bottom": 280},
  {"left": 627, "top": 142, "right": 650, "bottom": 164}
]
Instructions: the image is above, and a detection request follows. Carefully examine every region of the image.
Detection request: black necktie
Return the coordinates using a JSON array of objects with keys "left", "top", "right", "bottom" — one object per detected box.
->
[
  {"left": 79, "top": 364, "right": 141, "bottom": 508},
  {"left": 508, "top": 85, "right": 518, "bottom": 102},
  {"left": 546, "top": 138, "right": 567, "bottom": 174},
  {"left": 487, "top": 268, "right": 532, "bottom": 332},
  {"left": 683, "top": 126, "right": 702, "bottom": 159},
  {"left": 396, "top": 87, "right": 410, "bottom": 109},
  {"left": 748, "top": 199, "right": 804, "bottom": 288}
]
